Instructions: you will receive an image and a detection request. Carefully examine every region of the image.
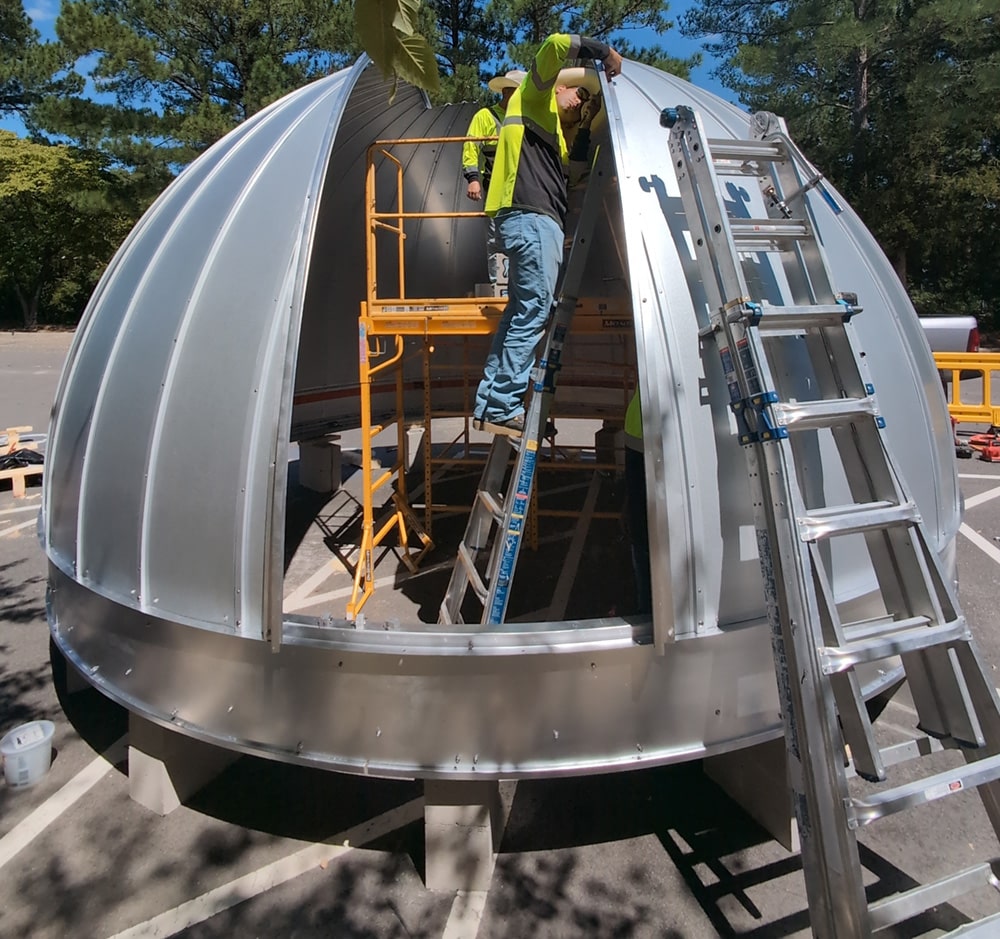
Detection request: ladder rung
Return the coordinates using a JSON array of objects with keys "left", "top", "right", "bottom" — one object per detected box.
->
[
  {"left": 867, "top": 861, "right": 1000, "bottom": 931},
  {"left": 797, "top": 501, "right": 919, "bottom": 541},
  {"left": 749, "top": 303, "right": 853, "bottom": 331},
  {"left": 477, "top": 489, "right": 504, "bottom": 523},
  {"left": 730, "top": 218, "right": 810, "bottom": 248},
  {"left": 455, "top": 543, "right": 488, "bottom": 603},
  {"left": 820, "top": 619, "right": 968, "bottom": 674},
  {"left": 842, "top": 615, "right": 929, "bottom": 642},
  {"left": 844, "top": 735, "right": 949, "bottom": 780},
  {"left": 708, "top": 138, "right": 787, "bottom": 164},
  {"left": 941, "top": 909, "right": 1000, "bottom": 937},
  {"left": 848, "top": 753, "right": 1000, "bottom": 828},
  {"left": 773, "top": 396, "right": 880, "bottom": 431}
]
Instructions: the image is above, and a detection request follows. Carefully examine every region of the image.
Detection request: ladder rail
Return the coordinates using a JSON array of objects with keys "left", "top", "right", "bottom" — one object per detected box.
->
[
  {"left": 480, "top": 148, "right": 613, "bottom": 624},
  {"left": 663, "top": 102, "right": 1000, "bottom": 937},
  {"left": 438, "top": 124, "right": 616, "bottom": 627}
]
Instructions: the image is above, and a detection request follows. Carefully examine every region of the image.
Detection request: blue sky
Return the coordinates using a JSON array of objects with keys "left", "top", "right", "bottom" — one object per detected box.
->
[{"left": 1, "top": 0, "right": 736, "bottom": 136}]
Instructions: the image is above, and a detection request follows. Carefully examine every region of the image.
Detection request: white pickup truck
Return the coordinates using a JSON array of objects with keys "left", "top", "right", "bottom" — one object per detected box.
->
[{"left": 919, "top": 315, "right": 980, "bottom": 354}]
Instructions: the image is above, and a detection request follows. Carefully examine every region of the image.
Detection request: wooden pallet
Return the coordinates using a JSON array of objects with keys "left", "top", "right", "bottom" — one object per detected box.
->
[
  {"left": 0, "top": 463, "right": 44, "bottom": 498},
  {"left": 1, "top": 426, "right": 44, "bottom": 498}
]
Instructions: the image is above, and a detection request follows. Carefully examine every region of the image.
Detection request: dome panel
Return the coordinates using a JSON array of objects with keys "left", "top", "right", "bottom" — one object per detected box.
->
[{"left": 44, "top": 57, "right": 960, "bottom": 777}]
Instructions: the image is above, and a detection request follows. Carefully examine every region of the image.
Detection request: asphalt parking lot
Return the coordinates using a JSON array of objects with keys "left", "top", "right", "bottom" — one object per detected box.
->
[{"left": 4, "top": 329, "right": 1000, "bottom": 938}]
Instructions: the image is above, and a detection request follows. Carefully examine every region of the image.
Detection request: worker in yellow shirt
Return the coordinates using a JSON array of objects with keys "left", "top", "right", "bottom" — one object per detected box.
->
[
  {"left": 625, "top": 390, "right": 651, "bottom": 614},
  {"left": 462, "top": 71, "right": 524, "bottom": 288},
  {"left": 472, "top": 34, "right": 622, "bottom": 438}
]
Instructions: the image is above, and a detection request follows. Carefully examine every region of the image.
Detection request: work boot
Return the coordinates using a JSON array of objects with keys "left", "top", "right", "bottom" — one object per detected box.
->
[{"left": 473, "top": 414, "right": 524, "bottom": 438}]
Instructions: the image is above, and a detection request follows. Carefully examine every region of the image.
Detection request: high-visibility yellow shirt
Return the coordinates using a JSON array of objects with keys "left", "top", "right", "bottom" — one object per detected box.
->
[
  {"left": 625, "top": 391, "right": 643, "bottom": 451},
  {"left": 485, "top": 33, "right": 610, "bottom": 226},
  {"left": 461, "top": 104, "right": 504, "bottom": 187}
]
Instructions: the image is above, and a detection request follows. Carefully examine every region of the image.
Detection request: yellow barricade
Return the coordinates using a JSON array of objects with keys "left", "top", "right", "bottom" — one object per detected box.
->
[{"left": 933, "top": 352, "right": 1000, "bottom": 428}]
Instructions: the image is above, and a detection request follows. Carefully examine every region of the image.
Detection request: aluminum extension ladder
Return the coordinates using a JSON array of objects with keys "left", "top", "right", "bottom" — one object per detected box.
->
[
  {"left": 662, "top": 103, "right": 1000, "bottom": 937},
  {"left": 438, "top": 147, "right": 611, "bottom": 626}
]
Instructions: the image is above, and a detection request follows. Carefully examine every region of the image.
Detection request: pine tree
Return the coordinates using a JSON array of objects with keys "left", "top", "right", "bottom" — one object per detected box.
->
[{"left": 683, "top": 0, "right": 1000, "bottom": 322}]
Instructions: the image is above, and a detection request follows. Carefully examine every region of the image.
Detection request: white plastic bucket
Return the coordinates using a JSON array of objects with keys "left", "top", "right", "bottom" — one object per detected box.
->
[{"left": 1, "top": 720, "right": 55, "bottom": 788}]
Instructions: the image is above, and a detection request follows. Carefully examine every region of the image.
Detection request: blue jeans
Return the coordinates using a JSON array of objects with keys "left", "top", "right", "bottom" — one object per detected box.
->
[{"left": 475, "top": 210, "right": 563, "bottom": 422}]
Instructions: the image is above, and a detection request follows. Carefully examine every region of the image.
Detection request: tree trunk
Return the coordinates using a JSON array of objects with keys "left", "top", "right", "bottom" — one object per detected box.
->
[
  {"left": 13, "top": 282, "right": 41, "bottom": 331},
  {"left": 892, "top": 250, "right": 907, "bottom": 286}
]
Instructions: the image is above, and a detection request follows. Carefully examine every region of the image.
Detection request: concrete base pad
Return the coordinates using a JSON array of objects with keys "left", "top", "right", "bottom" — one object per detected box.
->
[
  {"left": 128, "top": 713, "right": 239, "bottom": 815},
  {"left": 424, "top": 779, "right": 507, "bottom": 891},
  {"left": 704, "top": 737, "right": 799, "bottom": 853}
]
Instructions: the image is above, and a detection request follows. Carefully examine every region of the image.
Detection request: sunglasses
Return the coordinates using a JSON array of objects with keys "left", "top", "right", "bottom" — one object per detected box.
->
[{"left": 575, "top": 87, "right": 592, "bottom": 104}]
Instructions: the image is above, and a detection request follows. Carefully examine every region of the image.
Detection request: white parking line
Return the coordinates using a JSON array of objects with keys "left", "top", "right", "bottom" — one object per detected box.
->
[
  {"left": 962, "top": 485, "right": 1000, "bottom": 510},
  {"left": 0, "top": 505, "right": 39, "bottom": 516},
  {"left": 443, "top": 891, "right": 489, "bottom": 939},
  {"left": 0, "top": 734, "right": 128, "bottom": 872},
  {"left": 1, "top": 516, "right": 38, "bottom": 537},
  {"left": 959, "top": 523, "right": 1000, "bottom": 566},
  {"left": 105, "top": 797, "right": 425, "bottom": 939},
  {"left": 282, "top": 557, "right": 349, "bottom": 611}
]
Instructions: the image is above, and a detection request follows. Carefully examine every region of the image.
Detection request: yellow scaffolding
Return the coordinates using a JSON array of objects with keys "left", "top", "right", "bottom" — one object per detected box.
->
[{"left": 349, "top": 135, "right": 635, "bottom": 619}]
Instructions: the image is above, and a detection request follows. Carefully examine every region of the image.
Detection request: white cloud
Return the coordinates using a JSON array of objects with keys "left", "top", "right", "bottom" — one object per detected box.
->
[{"left": 26, "top": 1, "right": 59, "bottom": 25}]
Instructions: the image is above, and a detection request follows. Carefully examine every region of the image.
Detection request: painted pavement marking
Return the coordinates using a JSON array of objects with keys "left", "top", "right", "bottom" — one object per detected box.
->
[
  {"left": 105, "top": 797, "right": 425, "bottom": 939},
  {"left": 0, "top": 734, "right": 128, "bottom": 872}
]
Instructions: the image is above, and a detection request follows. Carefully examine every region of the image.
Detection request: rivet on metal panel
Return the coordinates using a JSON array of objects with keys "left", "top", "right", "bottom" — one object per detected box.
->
[
  {"left": 170, "top": 708, "right": 178, "bottom": 720},
  {"left": 227, "top": 705, "right": 234, "bottom": 713},
  {"left": 636, "top": 743, "right": 643, "bottom": 752},
  {"left": 376, "top": 727, "right": 382, "bottom": 737},
  {"left": 296, "top": 741, "right": 303, "bottom": 753},
  {"left": 90, "top": 664, "right": 99, "bottom": 673},
  {"left": 124, "top": 668, "right": 132, "bottom": 677},
  {"left": 553, "top": 730, "right": 559, "bottom": 740}
]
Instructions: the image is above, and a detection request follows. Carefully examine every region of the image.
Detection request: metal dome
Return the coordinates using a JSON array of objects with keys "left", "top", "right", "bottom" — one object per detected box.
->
[{"left": 43, "top": 57, "right": 958, "bottom": 778}]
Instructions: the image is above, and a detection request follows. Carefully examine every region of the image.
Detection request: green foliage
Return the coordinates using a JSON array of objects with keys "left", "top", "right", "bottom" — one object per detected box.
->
[
  {"left": 683, "top": 0, "right": 1000, "bottom": 327},
  {"left": 485, "top": 0, "right": 697, "bottom": 80},
  {"left": 1, "top": 0, "right": 83, "bottom": 115},
  {"left": 31, "top": 0, "right": 362, "bottom": 168},
  {"left": 0, "top": 131, "right": 140, "bottom": 328},
  {"left": 2, "top": 0, "right": 696, "bottom": 327},
  {"left": 356, "top": 0, "right": 440, "bottom": 96}
]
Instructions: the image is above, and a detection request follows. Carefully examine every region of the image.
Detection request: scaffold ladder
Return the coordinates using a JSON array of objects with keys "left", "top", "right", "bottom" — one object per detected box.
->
[
  {"left": 662, "top": 103, "right": 1000, "bottom": 937},
  {"left": 438, "top": 147, "right": 611, "bottom": 626}
]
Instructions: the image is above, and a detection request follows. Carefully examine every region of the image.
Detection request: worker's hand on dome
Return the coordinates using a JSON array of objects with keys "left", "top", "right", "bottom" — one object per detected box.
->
[{"left": 603, "top": 49, "right": 623, "bottom": 80}]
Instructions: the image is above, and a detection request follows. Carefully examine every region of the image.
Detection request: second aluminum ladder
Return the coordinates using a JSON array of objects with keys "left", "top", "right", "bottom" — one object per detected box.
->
[{"left": 663, "top": 103, "right": 1000, "bottom": 937}]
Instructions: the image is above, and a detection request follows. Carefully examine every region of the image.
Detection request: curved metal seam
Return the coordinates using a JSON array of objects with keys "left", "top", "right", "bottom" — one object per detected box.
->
[
  {"left": 260, "top": 55, "right": 372, "bottom": 647},
  {"left": 606, "top": 70, "right": 707, "bottom": 636},
  {"left": 137, "top": 75, "right": 352, "bottom": 624}
]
